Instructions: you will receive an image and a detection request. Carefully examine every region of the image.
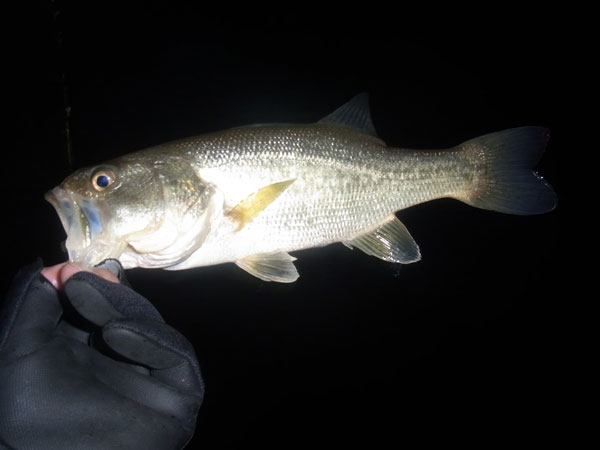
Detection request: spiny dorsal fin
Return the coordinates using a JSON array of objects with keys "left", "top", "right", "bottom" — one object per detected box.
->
[
  {"left": 226, "top": 179, "right": 296, "bottom": 230},
  {"left": 317, "top": 93, "right": 378, "bottom": 137},
  {"left": 236, "top": 251, "right": 299, "bottom": 282},
  {"left": 343, "top": 216, "right": 421, "bottom": 264}
]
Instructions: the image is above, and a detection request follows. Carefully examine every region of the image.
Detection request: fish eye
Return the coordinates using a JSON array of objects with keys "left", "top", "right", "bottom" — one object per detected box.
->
[{"left": 91, "top": 168, "right": 116, "bottom": 191}]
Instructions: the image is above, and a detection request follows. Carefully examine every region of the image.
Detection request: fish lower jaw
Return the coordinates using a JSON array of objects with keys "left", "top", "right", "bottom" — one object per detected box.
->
[{"left": 65, "top": 237, "right": 127, "bottom": 268}]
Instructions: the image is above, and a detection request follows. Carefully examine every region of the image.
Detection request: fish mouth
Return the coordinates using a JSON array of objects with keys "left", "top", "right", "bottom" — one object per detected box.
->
[{"left": 45, "top": 187, "right": 105, "bottom": 264}]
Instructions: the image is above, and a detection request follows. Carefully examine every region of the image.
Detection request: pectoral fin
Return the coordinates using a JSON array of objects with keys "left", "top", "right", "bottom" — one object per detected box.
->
[
  {"left": 236, "top": 251, "right": 299, "bottom": 283},
  {"left": 227, "top": 179, "right": 295, "bottom": 230},
  {"left": 344, "top": 216, "right": 421, "bottom": 264}
]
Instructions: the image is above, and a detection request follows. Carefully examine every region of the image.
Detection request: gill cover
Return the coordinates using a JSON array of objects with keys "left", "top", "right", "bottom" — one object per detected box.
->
[{"left": 119, "top": 159, "right": 216, "bottom": 269}]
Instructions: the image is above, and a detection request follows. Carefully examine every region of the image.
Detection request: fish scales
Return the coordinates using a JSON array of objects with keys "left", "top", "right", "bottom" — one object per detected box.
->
[{"left": 138, "top": 124, "right": 479, "bottom": 264}]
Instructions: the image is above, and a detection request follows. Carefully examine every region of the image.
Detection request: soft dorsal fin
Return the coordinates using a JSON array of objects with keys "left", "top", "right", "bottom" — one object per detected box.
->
[{"left": 317, "top": 93, "right": 378, "bottom": 137}]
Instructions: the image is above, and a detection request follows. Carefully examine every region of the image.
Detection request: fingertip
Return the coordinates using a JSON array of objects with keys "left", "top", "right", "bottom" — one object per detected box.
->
[
  {"left": 41, "top": 263, "right": 119, "bottom": 290},
  {"left": 40, "top": 265, "right": 60, "bottom": 289},
  {"left": 41, "top": 263, "right": 82, "bottom": 290},
  {"left": 58, "top": 263, "right": 85, "bottom": 286}
]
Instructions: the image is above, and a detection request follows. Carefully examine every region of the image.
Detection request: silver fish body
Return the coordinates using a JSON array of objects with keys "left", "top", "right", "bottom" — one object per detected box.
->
[{"left": 45, "top": 94, "right": 557, "bottom": 282}]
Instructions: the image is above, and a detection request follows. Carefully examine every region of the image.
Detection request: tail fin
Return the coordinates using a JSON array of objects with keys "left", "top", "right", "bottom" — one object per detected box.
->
[{"left": 458, "top": 127, "right": 557, "bottom": 215}]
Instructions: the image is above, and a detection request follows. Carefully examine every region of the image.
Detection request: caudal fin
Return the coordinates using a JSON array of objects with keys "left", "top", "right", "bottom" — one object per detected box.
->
[{"left": 458, "top": 127, "right": 557, "bottom": 215}]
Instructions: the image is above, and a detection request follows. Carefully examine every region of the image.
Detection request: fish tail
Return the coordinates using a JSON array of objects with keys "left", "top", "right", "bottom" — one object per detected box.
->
[{"left": 456, "top": 126, "right": 557, "bottom": 215}]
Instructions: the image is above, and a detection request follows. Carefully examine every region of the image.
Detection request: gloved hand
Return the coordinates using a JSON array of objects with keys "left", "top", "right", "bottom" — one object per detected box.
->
[{"left": 0, "top": 259, "right": 204, "bottom": 450}]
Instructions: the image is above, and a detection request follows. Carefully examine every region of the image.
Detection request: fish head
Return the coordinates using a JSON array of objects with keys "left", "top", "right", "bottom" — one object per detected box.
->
[{"left": 45, "top": 156, "right": 214, "bottom": 268}]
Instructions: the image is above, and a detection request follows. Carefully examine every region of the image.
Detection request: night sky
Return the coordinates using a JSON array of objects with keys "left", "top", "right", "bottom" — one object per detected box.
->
[{"left": 3, "top": 3, "right": 565, "bottom": 448}]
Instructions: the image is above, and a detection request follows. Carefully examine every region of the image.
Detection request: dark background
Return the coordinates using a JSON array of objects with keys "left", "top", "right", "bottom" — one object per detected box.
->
[{"left": 4, "top": 3, "right": 566, "bottom": 448}]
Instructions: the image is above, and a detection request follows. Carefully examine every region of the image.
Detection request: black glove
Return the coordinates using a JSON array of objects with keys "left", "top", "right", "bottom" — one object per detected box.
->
[{"left": 0, "top": 259, "right": 204, "bottom": 450}]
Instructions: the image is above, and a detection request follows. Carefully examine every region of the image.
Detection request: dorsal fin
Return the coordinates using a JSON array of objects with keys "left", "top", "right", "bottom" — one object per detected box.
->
[{"left": 317, "top": 93, "right": 378, "bottom": 137}]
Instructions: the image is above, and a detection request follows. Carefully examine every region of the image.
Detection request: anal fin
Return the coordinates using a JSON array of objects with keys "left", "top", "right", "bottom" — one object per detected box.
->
[
  {"left": 344, "top": 216, "right": 421, "bottom": 264},
  {"left": 236, "top": 251, "right": 299, "bottom": 283}
]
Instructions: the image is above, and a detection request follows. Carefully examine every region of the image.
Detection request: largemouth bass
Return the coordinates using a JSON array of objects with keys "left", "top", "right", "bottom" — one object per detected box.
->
[{"left": 45, "top": 94, "right": 556, "bottom": 282}]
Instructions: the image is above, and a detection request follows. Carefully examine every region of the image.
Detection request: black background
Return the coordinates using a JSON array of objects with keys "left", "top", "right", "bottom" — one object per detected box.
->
[{"left": 3, "top": 3, "right": 566, "bottom": 448}]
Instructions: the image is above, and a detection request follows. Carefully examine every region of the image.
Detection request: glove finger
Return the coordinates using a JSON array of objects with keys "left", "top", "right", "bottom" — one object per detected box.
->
[
  {"left": 88, "top": 329, "right": 203, "bottom": 430},
  {"left": 0, "top": 259, "right": 63, "bottom": 356},
  {"left": 102, "top": 319, "right": 204, "bottom": 392},
  {"left": 94, "top": 258, "right": 131, "bottom": 287},
  {"left": 63, "top": 277, "right": 125, "bottom": 327},
  {"left": 64, "top": 271, "right": 164, "bottom": 326}
]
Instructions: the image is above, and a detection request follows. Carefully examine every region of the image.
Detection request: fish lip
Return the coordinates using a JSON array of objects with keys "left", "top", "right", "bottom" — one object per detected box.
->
[
  {"left": 45, "top": 187, "right": 98, "bottom": 261},
  {"left": 44, "top": 187, "right": 77, "bottom": 235}
]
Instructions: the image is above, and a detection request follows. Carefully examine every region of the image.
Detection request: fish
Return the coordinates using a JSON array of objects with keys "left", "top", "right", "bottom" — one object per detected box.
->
[{"left": 45, "top": 94, "right": 557, "bottom": 282}]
